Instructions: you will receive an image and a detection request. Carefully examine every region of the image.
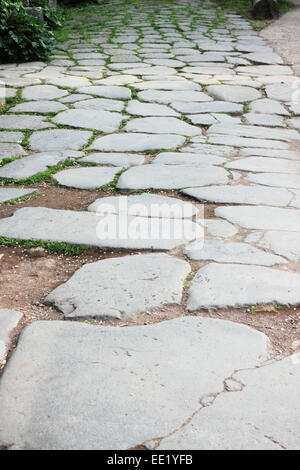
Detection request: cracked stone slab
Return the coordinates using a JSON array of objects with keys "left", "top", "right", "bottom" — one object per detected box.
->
[
  {"left": 137, "top": 90, "right": 213, "bottom": 104},
  {"left": 81, "top": 152, "right": 145, "bottom": 167},
  {"left": 256, "top": 231, "right": 300, "bottom": 261},
  {"left": 208, "top": 135, "right": 289, "bottom": 149},
  {"left": 227, "top": 157, "right": 300, "bottom": 174},
  {"left": 158, "top": 356, "right": 300, "bottom": 450},
  {"left": 188, "top": 263, "right": 300, "bottom": 310},
  {"left": 117, "top": 165, "right": 229, "bottom": 190},
  {"left": 73, "top": 98, "right": 125, "bottom": 112},
  {"left": 21, "top": 85, "right": 68, "bottom": 100},
  {"left": 0, "top": 143, "right": 26, "bottom": 160},
  {"left": 0, "top": 151, "right": 81, "bottom": 180},
  {"left": 0, "top": 309, "right": 23, "bottom": 365},
  {"left": 77, "top": 86, "right": 131, "bottom": 99},
  {"left": 0, "top": 207, "right": 201, "bottom": 251},
  {"left": 206, "top": 85, "right": 261, "bottom": 103},
  {"left": 126, "top": 100, "right": 179, "bottom": 116},
  {"left": 88, "top": 194, "right": 198, "bottom": 218},
  {"left": 182, "top": 184, "right": 292, "bottom": 207},
  {"left": 246, "top": 172, "right": 300, "bottom": 190},
  {"left": 53, "top": 166, "right": 122, "bottom": 190},
  {"left": 9, "top": 101, "right": 67, "bottom": 114},
  {"left": 184, "top": 240, "right": 286, "bottom": 266},
  {"left": 0, "top": 115, "right": 54, "bottom": 131},
  {"left": 29, "top": 130, "right": 93, "bottom": 151},
  {"left": 45, "top": 254, "right": 190, "bottom": 319},
  {"left": 0, "top": 317, "right": 269, "bottom": 449},
  {"left": 89, "top": 133, "right": 185, "bottom": 152},
  {"left": 216, "top": 205, "right": 300, "bottom": 231},
  {"left": 0, "top": 132, "right": 23, "bottom": 143},
  {"left": 124, "top": 117, "right": 201, "bottom": 136},
  {"left": 52, "top": 109, "right": 123, "bottom": 133},
  {"left": 243, "top": 51, "right": 283, "bottom": 65},
  {"left": 208, "top": 124, "right": 299, "bottom": 142},
  {"left": 0, "top": 187, "right": 37, "bottom": 204}
]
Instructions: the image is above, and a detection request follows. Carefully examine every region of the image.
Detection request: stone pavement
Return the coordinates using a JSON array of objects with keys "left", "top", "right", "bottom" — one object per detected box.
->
[{"left": 0, "top": 0, "right": 300, "bottom": 450}]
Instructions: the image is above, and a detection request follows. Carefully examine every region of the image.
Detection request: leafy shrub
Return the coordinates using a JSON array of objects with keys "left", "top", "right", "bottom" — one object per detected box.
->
[
  {"left": 29, "top": 0, "right": 65, "bottom": 29},
  {"left": 0, "top": 0, "right": 55, "bottom": 63}
]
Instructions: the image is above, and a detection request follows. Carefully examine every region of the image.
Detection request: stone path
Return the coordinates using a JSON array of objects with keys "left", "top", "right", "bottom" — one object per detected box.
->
[{"left": 0, "top": 0, "right": 299, "bottom": 450}]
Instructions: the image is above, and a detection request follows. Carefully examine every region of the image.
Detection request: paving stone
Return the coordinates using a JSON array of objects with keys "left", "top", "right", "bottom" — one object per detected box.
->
[
  {"left": 52, "top": 109, "right": 123, "bottom": 133},
  {"left": 236, "top": 65, "right": 293, "bottom": 76},
  {"left": 137, "top": 90, "right": 213, "bottom": 104},
  {"left": 201, "top": 123, "right": 299, "bottom": 142},
  {"left": 126, "top": 100, "right": 179, "bottom": 116},
  {"left": 182, "top": 184, "right": 291, "bottom": 207},
  {"left": 89, "top": 133, "right": 185, "bottom": 152},
  {"left": 169, "top": 101, "right": 243, "bottom": 114},
  {"left": 122, "top": 66, "right": 176, "bottom": 75},
  {"left": 184, "top": 240, "right": 285, "bottom": 265},
  {"left": 265, "top": 83, "right": 295, "bottom": 102},
  {"left": 249, "top": 98, "right": 289, "bottom": 115},
  {"left": 88, "top": 194, "right": 198, "bottom": 218},
  {"left": 45, "top": 76, "right": 91, "bottom": 88},
  {"left": 240, "top": 147, "right": 300, "bottom": 160},
  {"left": 0, "top": 132, "right": 23, "bottom": 143},
  {"left": 95, "top": 75, "right": 140, "bottom": 86},
  {"left": 208, "top": 135, "right": 289, "bottom": 149},
  {"left": 117, "top": 165, "right": 229, "bottom": 190},
  {"left": 30, "top": 130, "right": 93, "bottom": 151},
  {"left": 81, "top": 152, "right": 145, "bottom": 167},
  {"left": 0, "top": 143, "right": 26, "bottom": 160},
  {"left": 73, "top": 98, "right": 124, "bottom": 112},
  {"left": 287, "top": 117, "right": 300, "bottom": 130},
  {"left": 206, "top": 85, "right": 261, "bottom": 102},
  {"left": 124, "top": 117, "right": 201, "bottom": 136},
  {"left": 0, "top": 207, "right": 201, "bottom": 251},
  {"left": 182, "top": 66, "right": 235, "bottom": 75},
  {"left": 187, "top": 263, "right": 300, "bottom": 310},
  {"left": 77, "top": 86, "right": 131, "bottom": 99},
  {"left": 22, "top": 85, "right": 68, "bottom": 100},
  {"left": 0, "top": 151, "right": 80, "bottom": 180},
  {"left": 53, "top": 166, "right": 122, "bottom": 189},
  {"left": 243, "top": 51, "right": 283, "bottom": 65},
  {"left": 203, "top": 219, "right": 238, "bottom": 238},
  {"left": 227, "top": 157, "right": 300, "bottom": 174},
  {"left": 0, "top": 310, "right": 23, "bottom": 365},
  {"left": 246, "top": 172, "right": 300, "bottom": 190},
  {"left": 0, "top": 115, "right": 53, "bottom": 131},
  {"left": 59, "top": 94, "right": 94, "bottom": 103},
  {"left": 158, "top": 356, "right": 300, "bottom": 450},
  {"left": 0, "top": 316, "right": 269, "bottom": 449},
  {"left": 133, "top": 80, "right": 200, "bottom": 91},
  {"left": 45, "top": 254, "right": 190, "bottom": 319},
  {"left": 244, "top": 113, "right": 284, "bottom": 127},
  {"left": 153, "top": 152, "right": 226, "bottom": 167},
  {"left": 9, "top": 101, "right": 67, "bottom": 114},
  {"left": 257, "top": 231, "right": 300, "bottom": 261},
  {"left": 0, "top": 187, "right": 37, "bottom": 204},
  {"left": 144, "top": 59, "right": 185, "bottom": 67},
  {"left": 216, "top": 205, "right": 300, "bottom": 231}
]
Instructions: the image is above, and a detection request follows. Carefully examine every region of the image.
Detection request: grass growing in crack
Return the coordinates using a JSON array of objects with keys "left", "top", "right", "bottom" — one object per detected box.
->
[
  {"left": 0, "top": 237, "right": 85, "bottom": 256},
  {"left": 98, "top": 167, "right": 127, "bottom": 191},
  {"left": 0, "top": 192, "right": 42, "bottom": 206}
]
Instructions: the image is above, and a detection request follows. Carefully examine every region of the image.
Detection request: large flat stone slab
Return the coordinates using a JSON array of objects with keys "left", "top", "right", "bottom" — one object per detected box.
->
[
  {"left": 0, "top": 317, "right": 269, "bottom": 449},
  {"left": 73, "top": 98, "right": 125, "bottom": 112},
  {"left": 0, "top": 309, "right": 23, "bottom": 365},
  {"left": 206, "top": 85, "right": 261, "bottom": 103},
  {"left": 216, "top": 205, "right": 300, "bottom": 231},
  {"left": 0, "top": 144, "right": 26, "bottom": 160},
  {"left": 77, "top": 86, "right": 131, "bottom": 99},
  {"left": 45, "top": 254, "right": 190, "bottom": 319},
  {"left": 171, "top": 101, "right": 243, "bottom": 114},
  {"left": 137, "top": 90, "right": 213, "bottom": 104},
  {"left": 21, "top": 85, "right": 68, "bottom": 100},
  {"left": 184, "top": 240, "right": 285, "bottom": 266},
  {"left": 29, "top": 130, "right": 93, "bottom": 151},
  {"left": 228, "top": 157, "right": 300, "bottom": 174},
  {"left": 246, "top": 172, "right": 300, "bottom": 190},
  {"left": 257, "top": 231, "right": 300, "bottom": 261},
  {"left": 0, "top": 115, "right": 53, "bottom": 131},
  {"left": 9, "top": 101, "right": 67, "bottom": 114},
  {"left": 124, "top": 117, "right": 201, "bottom": 136},
  {"left": 0, "top": 187, "right": 37, "bottom": 203},
  {"left": 117, "top": 165, "right": 229, "bottom": 190},
  {"left": 126, "top": 100, "right": 179, "bottom": 116},
  {"left": 53, "top": 167, "right": 122, "bottom": 189},
  {"left": 188, "top": 263, "right": 300, "bottom": 310},
  {"left": 0, "top": 207, "right": 201, "bottom": 251},
  {"left": 158, "top": 356, "right": 300, "bottom": 450},
  {"left": 0, "top": 132, "right": 23, "bottom": 143},
  {"left": 52, "top": 109, "right": 123, "bottom": 133},
  {"left": 153, "top": 152, "right": 226, "bottom": 167},
  {"left": 81, "top": 152, "right": 145, "bottom": 167},
  {"left": 89, "top": 133, "right": 185, "bottom": 152},
  {"left": 208, "top": 124, "right": 299, "bottom": 142}
]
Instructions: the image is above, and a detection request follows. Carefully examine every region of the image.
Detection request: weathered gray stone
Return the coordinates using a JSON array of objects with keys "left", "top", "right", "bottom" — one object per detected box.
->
[
  {"left": 123, "top": 66, "right": 177, "bottom": 75},
  {"left": 59, "top": 94, "right": 94, "bottom": 103},
  {"left": 0, "top": 188, "right": 37, "bottom": 204},
  {"left": 0, "top": 144, "right": 26, "bottom": 160},
  {"left": 73, "top": 98, "right": 124, "bottom": 112},
  {"left": 244, "top": 113, "right": 284, "bottom": 127},
  {"left": 0, "top": 132, "right": 23, "bottom": 143},
  {"left": 206, "top": 85, "right": 261, "bottom": 103},
  {"left": 0, "top": 115, "right": 53, "bottom": 131},
  {"left": 216, "top": 205, "right": 300, "bottom": 231},
  {"left": 203, "top": 219, "right": 238, "bottom": 238},
  {"left": 0, "top": 207, "right": 201, "bottom": 251},
  {"left": 182, "top": 185, "right": 291, "bottom": 207},
  {"left": 208, "top": 135, "right": 289, "bottom": 149},
  {"left": 133, "top": 80, "right": 200, "bottom": 91},
  {"left": 77, "top": 86, "right": 131, "bottom": 99},
  {"left": 89, "top": 133, "right": 185, "bottom": 152},
  {"left": 53, "top": 166, "right": 122, "bottom": 189},
  {"left": 257, "top": 231, "right": 300, "bottom": 261},
  {"left": 124, "top": 117, "right": 201, "bottom": 136},
  {"left": 45, "top": 254, "right": 190, "bottom": 319},
  {"left": 158, "top": 356, "right": 300, "bottom": 450},
  {"left": 81, "top": 153, "right": 144, "bottom": 167},
  {"left": 246, "top": 172, "right": 300, "bottom": 190},
  {"left": 22, "top": 85, "right": 68, "bottom": 100},
  {"left": 240, "top": 147, "right": 300, "bottom": 160},
  {"left": 29, "top": 130, "right": 93, "bottom": 151},
  {"left": 236, "top": 65, "right": 293, "bottom": 76},
  {"left": 187, "top": 263, "right": 300, "bottom": 310},
  {"left": 265, "top": 83, "right": 295, "bottom": 101},
  {"left": 228, "top": 157, "right": 300, "bottom": 174},
  {"left": 137, "top": 90, "right": 213, "bottom": 104},
  {"left": 126, "top": 100, "right": 179, "bottom": 116},
  {"left": 0, "top": 316, "right": 269, "bottom": 449},
  {"left": 249, "top": 98, "right": 289, "bottom": 115},
  {"left": 184, "top": 240, "right": 285, "bottom": 266},
  {"left": 153, "top": 152, "right": 226, "bottom": 167},
  {"left": 45, "top": 76, "right": 91, "bottom": 88},
  {"left": 0, "top": 309, "right": 23, "bottom": 365},
  {"left": 9, "top": 101, "right": 67, "bottom": 114},
  {"left": 244, "top": 51, "right": 283, "bottom": 65},
  {"left": 208, "top": 124, "right": 299, "bottom": 142},
  {"left": 52, "top": 109, "right": 123, "bottom": 133},
  {"left": 117, "top": 165, "right": 229, "bottom": 190}
]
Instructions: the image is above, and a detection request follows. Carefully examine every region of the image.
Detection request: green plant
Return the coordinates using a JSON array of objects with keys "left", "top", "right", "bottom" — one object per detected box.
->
[
  {"left": 0, "top": 0, "right": 54, "bottom": 63},
  {"left": 30, "top": 0, "right": 65, "bottom": 29}
]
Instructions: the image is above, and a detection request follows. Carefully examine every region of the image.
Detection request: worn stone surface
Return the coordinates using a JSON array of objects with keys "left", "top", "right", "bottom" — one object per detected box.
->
[
  {"left": 29, "top": 130, "right": 93, "bottom": 151},
  {"left": 137, "top": 90, "right": 212, "bottom": 104},
  {"left": 81, "top": 152, "right": 145, "bottom": 167},
  {"left": 124, "top": 117, "right": 201, "bottom": 136},
  {"left": 9, "top": 101, "right": 67, "bottom": 114},
  {"left": 0, "top": 115, "right": 53, "bottom": 131},
  {"left": 53, "top": 166, "right": 122, "bottom": 190},
  {"left": 0, "top": 317, "right": 269, "bottom": 449},
  {"left": 228, "top": 157, "right": 300, "bottom": 174},
  {"left": 22, "top": 85, "right": 68, "bottom": 100},
  {"left": 126, "top": 100, "right": 179, "bottom": 116},
  {"left": 203, "top": 219, "right": 238, "bottom": 238},
  {"left": 257, "top": 231, "right": 300, "bottom": 261},
  {"left": 89, "top": 133, "right": 185, "bottom": 152},
  {"left": 0, "top": 132, "right": 23, "bottom": 143},
  {"left": 188, "top": 263, "right": 300, "bottom": 310},
  {"left": 246, "top": 172, "right": 300, "bottom": 190},
  {"left": 73, "top": 98, "right": 124, "bottom": 112},
  {"left": 0, "top": 310, "right": 23, "bottom": 365},
  {"left": 0, "top": 187, "right": 37, "bottom": 203},
  {"left": 0, "top": 143, "right": 26, "bottom": 160},
  {"left": 77, "top": 85, "right": 131, "bottom": 99},
  {"left": 206, "top": 85, "right": 261, "bottom": 103},
  {"left": 153, "top": 152, "right": 226, "bottom": 167},
  {"left": 52, "top": 109, "right": 123, "bottom": 132}
]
